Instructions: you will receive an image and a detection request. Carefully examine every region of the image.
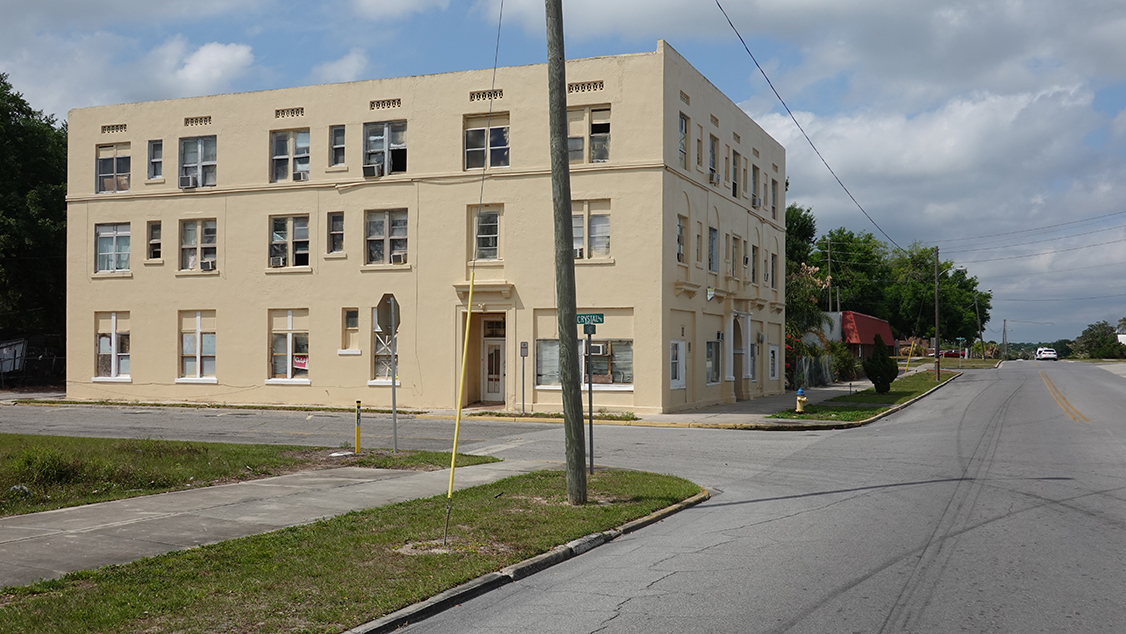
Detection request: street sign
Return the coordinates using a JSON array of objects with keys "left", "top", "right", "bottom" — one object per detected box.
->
[
  {"left": 520, "top": 341, "right": 528, "bottom": 357},
  {"left": 583, "top": 324, "right": 597, "bottom": 335},
  {"left": 576, "top": 313, "right": 604, "bottom": 325}
]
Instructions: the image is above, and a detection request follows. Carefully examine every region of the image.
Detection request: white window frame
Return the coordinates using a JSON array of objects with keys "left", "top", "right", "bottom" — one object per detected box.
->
[
  {"left": 464, "top": 114, "right": 510, "bottom": 169},
  {"left": 180, "top": 218, "right": 217, "bottom": 271},
  {"left": 705, "top": 340, "right": 721, "bottom": 385},
  {"left": 771, "top": 178, "right": 779, "bottom": 219},
  {"left": 771, "top": 253, "right": 778, "bottom": 289},
  {"left": 327, "top": 212, "right": 345, "bottom": 254},
  {"left": 769, "top": 344, "right": 780, "bottom": 381},
  {"left": 94, "top": 311, "right": 130, "bottom": 382},
  {"left": 678, "top": 113, "right": 689, "bottom": 170},
  {"left": 474, "top": 208, "right": 500, "bottom": 261},
  {"left": 267, "top": 309, "right": 310, "bottom": 385},
  {"left": 732, "top": 151, "right": 740, "bottom": 197},
  {"left": 177, "top": 310, "right": 217, "bottom": 384},
  {"left": 340, "top": 308, "right": 361, "bottom": 355},
  {"left": 708, "top": 226, "right": 719, "bottom": 273},
  {"left": 269, "top": 215, "right": 310, "bottom": 268},
  {"left": 535, "top": 339, "right": 634, "bottom": 390},
  {"left": 572, "top": 200, "right": 610, "bottom": 260},
  {"left": 567, "top": 106, "right": 610, "bottom": 164},
  {"left": 671, "top": 339, "right": 686, "bottom": 390},
  {"left": 147, "top": 221, "right": 162, "bottom": 261},
  {"left": 147, "top": 140, "right": 162, "bottom": 179},
  {"left": 271, "top": 129, "right": 310, "bottom": 182},
  {"left": 329, "top": 125, "right": 346, "bottom": 166},
  {"left": 365, "top": 209, "right": 408, "bottom": 265},
  {"left": 95, "top": 223, "right": 130, "bottom": 273},
  {"left": 751, "top": 244, "right": 759, "bottom": 283},
  {"left": 180, "top": 136, "right": 217, "bottom": 187},
  {"left": 675, "top": 216, "right": 686, "bottom": 264},
  {"left": 708, "top": 135, "right": 718, "bottom": 177},
  {"left": 96, "top": 143, "right": 130, "bottom": 193},
  {"left": 363, "top": 120, "right": 407, "bottom": 176}
]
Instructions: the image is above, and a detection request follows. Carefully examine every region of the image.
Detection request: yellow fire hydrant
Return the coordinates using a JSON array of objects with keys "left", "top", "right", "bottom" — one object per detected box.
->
[{"left": 796, "top": 388, "right": 807, "bottom": 413}]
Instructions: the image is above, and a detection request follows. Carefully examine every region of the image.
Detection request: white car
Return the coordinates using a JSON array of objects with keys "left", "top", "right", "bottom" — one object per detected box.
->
[{"left": 1035, "top": 347, "right": 1058, "bottom": 361}]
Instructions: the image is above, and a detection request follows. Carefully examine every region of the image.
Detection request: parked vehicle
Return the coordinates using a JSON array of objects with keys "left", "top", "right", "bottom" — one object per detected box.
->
[{"left": 1035, "top": 347, "right": 1058, "bottom": 360}]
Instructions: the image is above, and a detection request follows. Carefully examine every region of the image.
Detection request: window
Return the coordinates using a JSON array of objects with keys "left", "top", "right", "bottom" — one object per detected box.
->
[
  {"left": 708, "top": 135, "right": 718, "bottom": 176},
  {"left": 342, "top": 308, "right": 359, "bottom": 351},
  {"left": 269, "top": 309, "right": 309, "bottom": 383},
  {"left": 147, "top": 140, "right": 162, "bottom": 179},
  {"left": 147, "top": 222, "right": 161, "bottom": 260},
  {"left": 96, "top": 144, "right": 130, "bottom": 193},
  {"left": 474, "top": 207, "right": 500, "bottom": 260},
  {"left": 271, "top": 129, "right": 310, "bottom": 182},
  {"left": 365, "top": 209, "right": 408, "bottom": 264},
  {"left": 180, "top": 219, "right": 217, "bottom": 271},
  {"left": 671, "top": 340, "right": 686, "bottom": 389},
  {"left": 771, "top": 179, "right": 779, "bottom": 219},
  {"left": 696, "top": 222, "right": 703, "bottom": 263},
  {"left": 706, "top": 340, "right": 721, "bottom": 384},
  {"left": 269, "top": 216, "right": 310, "bottom": 268},
  {"left": 179, "top": 310, "right": 216, "bottom": 381},
  {"left": 329, "top": 125, "right": 346, "bottom": 166},
  {"left": 95, "top": 311, "right": 129, "bottom": 380},
  {"left": 752, "top": 165, "right": 761, "bottom": 206},
  {"left": 696, "top": 125, "right": 703, "bottom": 166},
  {"left": 372, "top": 305, "right": 398, "bottom": 381},
  {"left": 676, "top": 216, "right": 686, "bottom": 263},
  {"left": 464, "top": 114, "right": 510, "bottom": 169},
  {"left": 180, "top": 136, "right": 217, "bottom": 188},
  {"left": 731, "top": 237, "right": 740, "bottom": 278},
  {"left": 567, "top": 107, "right": 610, "bottom": 164},
  {"left": 771, "top": 253, "right": 778, "bottom": 288},
  {"left": 584, "top": 340, "right": 633, "bottom": 385},
  {"left": 748, "top": 341, "right": 758, "bottom": 381},
  {"left": 708, "top": 226, "right": 718, "bottom": 273},
  {"left": 751, "top": 245, "right": 759, "bottom": 283},
  {"left": 327, "top": 212, "right": 345, "bottom": 254},
  {"left": 95, "top": 223, "right": 130, "bottom": 272},
  {"left": 769, "top": 344, "right": 779, "bottom": 381},
  {"left": 535, "top": 339, "right": 634, "bottom": 386},
  {"left": 678, "top": 113, "right": 689, "bottom": 169},
  {"left": 572, "top": 200, "right": 610, "bottom": 260},
  {"left": 732, "top": 151, "right": 740, "bottom": 197},
  {"left": 363, "top": 121, "right": 407, "bottom": 176}
]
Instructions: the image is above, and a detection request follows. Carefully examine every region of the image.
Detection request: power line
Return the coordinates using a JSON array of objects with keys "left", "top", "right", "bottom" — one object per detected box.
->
[
  {"left": 942, "top": 221, "right": 1126, "bottom": 255},
  {"left": 714, "top": 0, "right": 903, "bottom": 252},
  {"left": 957, "top": 235, "right": 1126, "bottom": 263},
  {"left": 930, "top": 209, "right": 1126, "bottom": 245}
]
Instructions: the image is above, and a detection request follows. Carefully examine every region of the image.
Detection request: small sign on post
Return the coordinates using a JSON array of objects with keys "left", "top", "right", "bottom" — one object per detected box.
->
[{"left": 576, "top": 313, "right": 604, "bottom": 325}]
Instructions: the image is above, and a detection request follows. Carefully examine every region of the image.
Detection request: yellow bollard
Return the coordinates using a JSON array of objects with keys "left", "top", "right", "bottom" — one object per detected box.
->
[
  {"left": 796, "top": 388, "right": 808, "bottom": 413},
  {"left": 355, "top": 401, "right": 361, "bottom": 454}
]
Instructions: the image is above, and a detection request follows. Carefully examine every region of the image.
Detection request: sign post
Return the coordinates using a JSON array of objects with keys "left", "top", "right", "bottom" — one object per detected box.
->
[
  {"left": 577, "top": 314, "right": 602, "bottom": 476},
  {"left": 520, "top": 341, "right": 529, "bottom": 415}
]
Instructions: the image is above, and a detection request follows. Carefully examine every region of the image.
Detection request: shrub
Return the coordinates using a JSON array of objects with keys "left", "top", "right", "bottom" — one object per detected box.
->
[
  {"left": 828, "top": 341, "right": 861, "bottom": 381},
  {"left": 862, "top": 334, "right": 898, "bottom": 395}
]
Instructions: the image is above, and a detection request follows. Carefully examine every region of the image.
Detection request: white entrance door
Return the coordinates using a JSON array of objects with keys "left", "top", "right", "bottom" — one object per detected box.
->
[{"left": 483, "top": 339, "right": 505, "bottom": 402}]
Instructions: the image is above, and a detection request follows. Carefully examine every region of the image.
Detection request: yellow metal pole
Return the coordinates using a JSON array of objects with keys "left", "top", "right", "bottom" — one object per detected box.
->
[{"left": 448, "top": 269, "right": 476, "bottom": 498}]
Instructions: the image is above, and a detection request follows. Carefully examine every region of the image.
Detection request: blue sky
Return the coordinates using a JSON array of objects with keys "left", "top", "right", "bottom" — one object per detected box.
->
[{"left": 5, "top": 0, "right": 1126, "bottom": 345}]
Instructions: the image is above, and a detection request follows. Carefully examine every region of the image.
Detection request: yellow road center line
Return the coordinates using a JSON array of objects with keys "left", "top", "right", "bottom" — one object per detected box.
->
[{"left": 1039, "top": 371, "right": 1090, "bottom": 422}]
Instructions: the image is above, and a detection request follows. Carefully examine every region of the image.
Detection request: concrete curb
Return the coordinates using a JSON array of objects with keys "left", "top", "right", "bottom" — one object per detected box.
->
[{"left": 345, "top": 487, "right": 711, "bottom": 634}]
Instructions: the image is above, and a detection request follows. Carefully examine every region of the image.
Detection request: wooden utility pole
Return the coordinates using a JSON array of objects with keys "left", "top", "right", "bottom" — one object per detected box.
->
[
  {"left": 545, "top": 0, "right": 587, "bottom": 504},
  {"left": 934, "top": 246, "right": 941, "bottom": 381}
]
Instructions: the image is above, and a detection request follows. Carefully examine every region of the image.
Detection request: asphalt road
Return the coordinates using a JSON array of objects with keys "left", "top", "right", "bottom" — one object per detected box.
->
[{"left": 404, "top": 361, "right": 1126, "bottom": 633}]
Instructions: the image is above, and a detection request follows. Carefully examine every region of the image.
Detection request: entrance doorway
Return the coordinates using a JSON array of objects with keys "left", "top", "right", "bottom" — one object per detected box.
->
[{"left": 481, "top": 318, "right": 505, "bottom": 403}]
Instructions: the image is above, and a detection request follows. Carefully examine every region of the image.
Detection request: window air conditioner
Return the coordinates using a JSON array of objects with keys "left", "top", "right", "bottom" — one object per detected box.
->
[
  {"left": 269, "top": 256, "right": 285, "bottom": 268},
  {"left": 708, "top": 172, "right": 721, "bottom": 185},
  {"left": 390, "top": 252, "right": 407, "bottom": 265},
  {"left": 362, "top": 163, "right": 384, "bottom": 178},
  {"left": 199, "top": 260, "right": 215, "bottom": 271},
  {"left": 179, "top": 175, "right": 198, "bottom": 189},
  {"left": 752, "top": 194, "right": 761, "bottom": 207},
  {"left": 588, "top": 343, "right": 606, "bottom": 356},
  {"left": 743, "top": 255, "right": 749, "bottom": 266},
  {"left": 292, "top": 171, "right": 309, "bottom": 182},
  {"left": 573, "top": 247, "right": 584, "bottom": 259}
]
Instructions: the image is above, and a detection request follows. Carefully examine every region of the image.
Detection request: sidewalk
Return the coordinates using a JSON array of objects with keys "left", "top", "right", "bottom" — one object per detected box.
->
[{"left": 0, "top": 459, "right": 548, "bottom": 589}]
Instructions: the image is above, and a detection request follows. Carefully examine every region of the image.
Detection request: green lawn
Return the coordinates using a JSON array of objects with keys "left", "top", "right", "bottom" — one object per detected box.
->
[
  {"left": 0, "top": 434, "right": 495, "bottom": 516},
  {"left": 0, "top": 469, "right": 701, "bottom": 634},
  {"left": 770, "top": 370, "right": 957, "bottom": 421}
]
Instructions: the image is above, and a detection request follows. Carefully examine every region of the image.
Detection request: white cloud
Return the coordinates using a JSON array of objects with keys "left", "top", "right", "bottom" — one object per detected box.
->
[
  {"left": 310, "top": 48, "right": 369, "bottom": 84},
  {"left": 169, "top": 41, "right": 255, "bottom": 96},
  {"left": 352, "top": 0, "right": 449, "bottom": 19}
]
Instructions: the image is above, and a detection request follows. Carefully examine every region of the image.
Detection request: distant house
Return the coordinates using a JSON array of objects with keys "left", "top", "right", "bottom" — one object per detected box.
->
[{"left": 839, "top": 311, "right": 894, "bottom": 359}]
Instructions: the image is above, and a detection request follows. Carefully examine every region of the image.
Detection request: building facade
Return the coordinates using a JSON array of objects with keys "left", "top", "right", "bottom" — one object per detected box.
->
[{"left": 66, "top": 41, "right": 786, "bottom": 414}]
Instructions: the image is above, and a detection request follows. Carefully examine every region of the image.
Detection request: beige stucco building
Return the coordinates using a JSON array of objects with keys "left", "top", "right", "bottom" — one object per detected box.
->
[{"left": 66, "top": 41, "right": 786, "bottom": 415}]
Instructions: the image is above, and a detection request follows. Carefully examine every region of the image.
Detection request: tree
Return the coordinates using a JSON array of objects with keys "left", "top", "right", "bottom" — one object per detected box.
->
[
  {"left": 862, "top": 334, "right": 898, "bottom": 394},
  {"left": 1118, "top": 317, "right": 1126, "bottom": 334},
  {"left": 810, "top": 228, "right": 890, "bottom": 317},
  {"left": 0, "top": 73, "right": 67, "bottom": 335},
  {"left": 785, "top": 203, "right": 816, "bottom": 277},
  {"left": 1073, "top": 321, "right": 1126, "bottom": 359},
  {"left": 883, "top": 243, "right": 990, "bottom": 344}
]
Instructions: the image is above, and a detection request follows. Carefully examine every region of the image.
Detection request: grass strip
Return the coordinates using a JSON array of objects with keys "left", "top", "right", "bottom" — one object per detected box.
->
[
  {"left": 13, "top": 400, "right": 428, "bottom": 415},
  {"left": 0, "top": 469, "right": 700, "bottom": 634},
  {"left": 469, "top": 409, "right": 639, "bottom": 421},
  {"left": 0, "top": 434, "right": 495, "bottom": 517},
  {"left": 770, "top": 370, "right": 956, "bottom": 420}
]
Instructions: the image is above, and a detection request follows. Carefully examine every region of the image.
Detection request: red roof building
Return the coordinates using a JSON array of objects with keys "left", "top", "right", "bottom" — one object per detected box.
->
[{"left": 841, "top": 311, "right": 894, "bottom": 359}]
